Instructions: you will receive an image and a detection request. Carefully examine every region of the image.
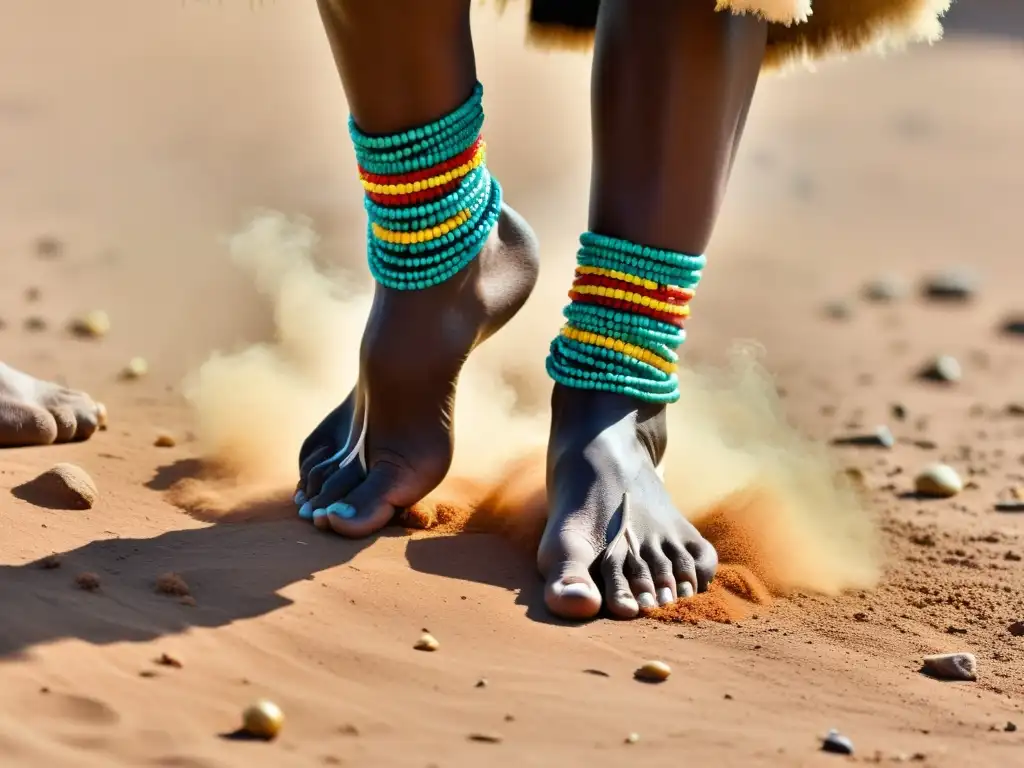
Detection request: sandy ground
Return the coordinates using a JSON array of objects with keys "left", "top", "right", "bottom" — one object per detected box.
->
[{"left": 2, "top": 1, "right": 1023, "bottom": 766}]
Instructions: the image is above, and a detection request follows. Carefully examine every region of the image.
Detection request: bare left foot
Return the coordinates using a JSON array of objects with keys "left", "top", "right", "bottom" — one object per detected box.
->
[{"left": 0, "top": 362, "right": 102, "bottom": 447}]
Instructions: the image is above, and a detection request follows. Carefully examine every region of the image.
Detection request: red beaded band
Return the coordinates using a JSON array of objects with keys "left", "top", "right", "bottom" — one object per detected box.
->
[
  {"left": 567, "top": 289, "right": 688, "bottom": 327},
  {"left": 572, "top": 273, "right": 694, "bottom": 306}
]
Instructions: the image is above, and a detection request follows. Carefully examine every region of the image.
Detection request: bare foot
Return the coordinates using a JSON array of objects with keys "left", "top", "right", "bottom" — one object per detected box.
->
[
  {"left": 295, "top": 205, "right": 539, "bottom": 537},
  {"left": 0, "top": 363, "right": 102, "bottom": 447},
  {"left": 538, "top": 386, "right": 718, "bottom": 620}
]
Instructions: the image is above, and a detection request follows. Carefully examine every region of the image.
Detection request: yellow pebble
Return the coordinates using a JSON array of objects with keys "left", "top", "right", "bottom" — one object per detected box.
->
[
  {"left": 634, "top": 660, "right": 672, "bottom": 682},
  {"left": 415, "top": 632, "right": 440, "bottom": 652},
  {"left": 241, "top": 700, "right": 284, "bottom": 740}
]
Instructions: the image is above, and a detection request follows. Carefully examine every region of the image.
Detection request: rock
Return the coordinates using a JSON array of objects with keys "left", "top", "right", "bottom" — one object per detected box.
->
[
  {"left": 918, "top": 355, "right": 962, "bottom": 383},
  {"left": 1009, "top": 621, "right": 1024, "bottom": 637},
  {"left": 69, "top": 310, "right": 110, "bottom": 339},
  {"left": 414, "top": 632, "right": 440, "bottom": 652},
  {"left": 475, "top": 678, "right": 488, "bottom": 688},
  {"left": 75, "top": 572, "right": 101, "bottom": 591},
  {"left": 120, "top": 357, "right": 148, "bottom": 380},
  {"left": 863, "top": 276, "right": 909, "bottom": 302},
  {"left": 155, "top": 572, "right": 190, "bottom": 597},
  {"left": 823, "top": 301, "right": 852, "bottom": 320},
  {"left": 624, "top": 732, "right": 640, "bottom": 744},
  {"left": 832, "top": 426, "right": 895, "bottom": 449},
  {"left": 822, "top": 729, "right": 854, "bottom": 755},
  {"left": 891, "top": 403, "right": 908, "bottom": 421},
  {"left": 995, "top": 501, "right": 1024, "bottom": 512},
  {"left": 16, "top": 463, "right": 98, "bottom": 510},
  {"left": 241, "top": 700, "right": 284, "bottom": 740},
  {"left": 95, "top": 403, "right": 108, "bottom": 430},
  {"left": 922, "top": 652, "right": 977, "bottom": 681},
  {"left": 1006, "top": 722, "right": 1018, "bottom": 733},
  {"left": 914, "top": 464, "right": 962, "bottom": 498},
  {"left": 468, "top": 732, "right": 503, "bottom": 744},
  {"left": 634, "top": 661, "right": 672, "bottom": 682},
  {"left": 154, "top": 432, "right": 176, "bottom": 448},
  {"left": 922, "top": 269, "right": 978, "bottom": 301},
  {"left": 155, "top": 653, "right": 183, "bottom": 668}
]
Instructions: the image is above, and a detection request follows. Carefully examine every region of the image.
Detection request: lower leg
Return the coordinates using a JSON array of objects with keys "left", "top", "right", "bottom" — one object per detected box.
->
[
  {"left": 296, "top": 0, "right": 538, "bottom": 536},
  {"left": 539, "top": 0, "right": 766, "bottom": 619}
]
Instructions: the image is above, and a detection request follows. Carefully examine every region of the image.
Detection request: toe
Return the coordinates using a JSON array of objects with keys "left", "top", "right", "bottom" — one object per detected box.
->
[
  {"left": 47, "top": 405, "right": 77, "bottom": 443},
  {"left": 308, "top": 460, "right": 364, "bottom": 529},
  {"left": 666, "top": 540, "right": 699, "bottom": 597},
  {"left": 71, "top": 401, "right": 99, "bottom": 442},
  {"left": 540, "top": 530, "right": 602, "bottom": 620},
  {"left": 599, "top": 546, "right": 641, "bottom": 619},
  {"left": 322, "top": 462, "right": 404, "bottom": 538},
  {"left": 622, "top": 550, "right": 659, "bottom": 613},
  {"left": 687, "top": 538, "right": 719, "bottom": 592},
  {"left": 643, "top": 545, "right": 678, "bottom": 606},
  {"left": 0, "top": 400, "right": 58, "bottom": 447},
  {"left": 298, "top": 445, "right": 330, "bottom": 490}
]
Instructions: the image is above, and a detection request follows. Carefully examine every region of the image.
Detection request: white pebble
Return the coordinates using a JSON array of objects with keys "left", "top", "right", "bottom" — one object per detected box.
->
[
  {"left": 914, "top": 464, "right": 963, "bottom": 498},
  {"left": 414, "top": 632, "right": 439, "bottom": 652},
  {"left": 922, "top": 652, "right": 977, "bottom": 681}
]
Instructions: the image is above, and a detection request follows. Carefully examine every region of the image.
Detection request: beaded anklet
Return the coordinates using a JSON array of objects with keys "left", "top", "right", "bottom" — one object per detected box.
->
[
  {"left": 546, "top": 232, "right": 706, "bottom": 403},
  {"left": 350, "top": 82, "right": 503, "bottom": 291}
]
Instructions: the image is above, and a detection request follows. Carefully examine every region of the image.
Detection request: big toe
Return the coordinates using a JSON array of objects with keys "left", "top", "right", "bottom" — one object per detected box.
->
[
  {"left": 316, "top": 463, "right": 405, "bottom": 538},
  {"left": 540, "top": 532, "right": 603, "bottom": 620},
  {"left": 0, "top": 399, "right": 58, "bottom": 447}
]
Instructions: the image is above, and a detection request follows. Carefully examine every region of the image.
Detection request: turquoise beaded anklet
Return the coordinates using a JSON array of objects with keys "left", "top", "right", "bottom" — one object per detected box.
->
[
  {"left": 351, "top": 83, "right": 502, "bottom": 291},
  {"left": 546, "top": 233, "right": 705, "bottom": 403}
]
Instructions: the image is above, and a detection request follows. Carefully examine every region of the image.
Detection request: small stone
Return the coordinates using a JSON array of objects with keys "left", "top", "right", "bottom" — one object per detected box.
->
[
  {"left": 1007, "top": 403, "right": 1024, "bottom": 417},
  {"left": 69, "top": 310, "right": 110, "bottom": 339},
  {"left": 16, "top": 463, "right": 98, "bottom": 510},
  {"left": 624, "top": 732, "right": 640, "bottom": 744},
  {"left": 154, "top": 432, "right": 176, "bottom": 448},
  {"left": 922, "top": 652, "right": 977, "bottom": 681},
  {"left": 23, "top": 316, "right": 47, "bottom": 332},
  {"left": 1009, "top": 621, "right": 1024, "bottom": 637},
  {"left": 914, "top": 464, "right": 963, "bottom": 498},
  {"left": 863, "top": 276, "right": 909, "bottom": 302},
  {"left": 120, "top": 357, "right": 148, "bottom": 380},
  {"left": 853, "top": 612, "right": 869, "bottom": 622},
  {"left": 35, "top": 236, "right": 63, "bottom": 259},
  {"left": 995, "top": 501, "right": 1024, "bottom": 512},
  {"left": 823, "top": 301, "right": 852, "bottom": 320},
  {"left": 891, "top": 403, "right": 908, "bottom": 421},
  {"left": 922, "top": 269, "right": 978, "bottom": 302},
  {"left": 822, "top": 729, "right": 854, "bottom": 755},
  {"left": 155, "top": 653, "right": 183, "bottom": 668},
  {"left": 155, "top": 572, "right": 190, "bottom": 597},
  {"left": 475, "top": 678, "right": 488, "bottom": 688},
  {"left": 241, "top": 699, "right": 284, "bottom": 740},
  {"left": 1000, "top": 315, "right": 1024, "bottom": 336},
  {"left": 634, "top": 660, "right": 672, "bottom": 682},
  {"left": 468, "top": 732, "right": 503, "bottom": 744},
  {"left": 832, "top": 426, "right": 895, "bottom": 449},
  {"left": 75, "top": 572, "right": 101, "bottom": 591},
  {"left": 583, "top": 669, "right": 610, "bottom": 677},
  {"left": 918, "top": 355, "right": 962, "bottom": 383},
  {"left": 1005, "top": 722, "right": 1018, "bottom": 733},
  {"left": 414, "top": 632, "right": 440, "bottom": 652}
]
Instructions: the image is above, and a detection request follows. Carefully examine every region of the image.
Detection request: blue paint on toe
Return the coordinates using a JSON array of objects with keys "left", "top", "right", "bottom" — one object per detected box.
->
[
  {"left": 298, "top": 500, "right": 314, "bottom": 519},
  {"left": 328, "top": 502, "right": 356, "bottom": 519},
  {"left": 312, "top": 505, "right": 331, "bottom": 519},
  {"left": 294, "top": 490, "right": 307, "bottom": 506}
]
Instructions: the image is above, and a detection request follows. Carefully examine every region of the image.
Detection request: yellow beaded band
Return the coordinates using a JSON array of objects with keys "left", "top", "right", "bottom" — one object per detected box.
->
[
  {"left": 570, "top": 284, "right": 691, "bottom": 317},
  {"left": 371, "top": 209, "right": 472, "bottom": 245},
  {"left": 561, "top": 325, "right": 677, "bottom": 374},
  {"left": 576, "top": 265, "right": 661, "bottom": 292},
  {"left": 360, "top": 144, "right": 487, "bottom": 196}
]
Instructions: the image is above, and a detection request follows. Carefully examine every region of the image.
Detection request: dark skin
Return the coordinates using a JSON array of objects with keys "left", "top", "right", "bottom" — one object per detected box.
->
[{"left": 297, "top": 0, "right": 766, "bottom": 620}]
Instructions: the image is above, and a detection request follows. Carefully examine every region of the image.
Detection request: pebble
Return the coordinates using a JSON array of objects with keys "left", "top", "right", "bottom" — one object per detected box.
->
[
  {"left": 922, "top": 652, "right": 977, "bottom": 681},
  {"left": 241, "top": 699, "right": 284, "bottom": 740},
  {"left": 863, "top": 275, "right": 909, "bottom": 302},
  {"left": 24, "top": 463, "right": 98, "bottom": 509},
  {"left": 96, "top": 403, "right": 108, "bottom": 430},
  {"left": 121, "top": 357, "right": 148, "bottom": 380},
  {"left": 155, "top": 572, "right": 191, "bottom": 597},
  {"left": 155, "top": 653, "right": 183, "bottom": 668},
  {"left": 919, "top": 355, "right": 962, "bottom": 383},
  {"left": 914, "top": 464, "right": 963, "bottom": 498},
  {"left": 1009, "top": 621, "right": 1024, "bottom": 637},
  {"left": 922, "top": 269, "right": 978, "bottom": 301},
  {"left": 822, "top": 729, "right": 854, "bottom": 755},
  {"left": 69, "top": 310, "right": 110, "bottom": 339},
  {"left": 75, "top": 572, "right": 101, "bottom": 591},
  {"left": 832, "top": 426, "right": 895, "bottom": 449},
  {"left": 414, "top": 632, "right": 440, "bottom": 652},
  {"left": 624, "top": 732, "right": 640, "bottom": 744},
  {"left": 995, "top": 501, "right": 1024, "bottom": 512},
  {"left": 468, "top": 732, "right": 503, "bottom": 744},
  {"left": 634, "top": 660, "right": 672, "bottom": 682},
  {"left": 154, "top": 432, "right": 176, "bottom": 448}
]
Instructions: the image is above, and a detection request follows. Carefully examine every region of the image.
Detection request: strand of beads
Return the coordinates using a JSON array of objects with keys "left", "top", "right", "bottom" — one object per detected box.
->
[
  {"left": 546, "top": 233, "right": 706, "bottom": 403},
  {"left": 351, "top": 83, "right": 502, "bottom": 291}
]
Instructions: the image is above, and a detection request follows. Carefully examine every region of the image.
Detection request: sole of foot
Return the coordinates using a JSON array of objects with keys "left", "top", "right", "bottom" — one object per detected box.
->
[
  {"left": 295, "top": 204, "right": 539, "bottom": 537},
  {"left": 0, "top": 363, "right": 103, "bottom": 447},
  {"left": 539, "top": 386, "right": 718, "bottom": 620}
]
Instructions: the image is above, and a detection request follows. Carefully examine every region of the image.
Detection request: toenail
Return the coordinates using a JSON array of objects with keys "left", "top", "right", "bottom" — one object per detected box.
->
[
  {"left": 312, "top": 505, "right": 332, "bottom": 518},
  {"left": 558, "top": 582, "right": 593, "bottom": 600},
  {"left": 298, "top": 500, "right": 314, "bottom": 519},
  {"left": 637, "top": 592, "right": 657, "bottom": 609},
  {"left": 294, "top": 490, "right": 307, "bottom": 506},
  {"left": 656, "top": 587, "right": 674, "bottom": 605},
  {"left": 327, "top": 502, "right": 356, "bottom": 519},
  {"left": 678, "top": 582, "right": 695, "bottom": 598}
]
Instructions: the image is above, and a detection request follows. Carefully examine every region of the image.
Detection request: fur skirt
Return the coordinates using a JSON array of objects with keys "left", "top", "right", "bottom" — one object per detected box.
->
[{"left": 498, "top": 0, "right": 954, "bottom": 71}]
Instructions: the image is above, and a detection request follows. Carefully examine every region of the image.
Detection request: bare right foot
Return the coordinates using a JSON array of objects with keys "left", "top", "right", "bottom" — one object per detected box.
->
[
  {"left": 0, "top": 362, "right": 103, "bottom": 447},
  {"left": 295, "top": 205, "right": 539, "bottom": 537}
]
